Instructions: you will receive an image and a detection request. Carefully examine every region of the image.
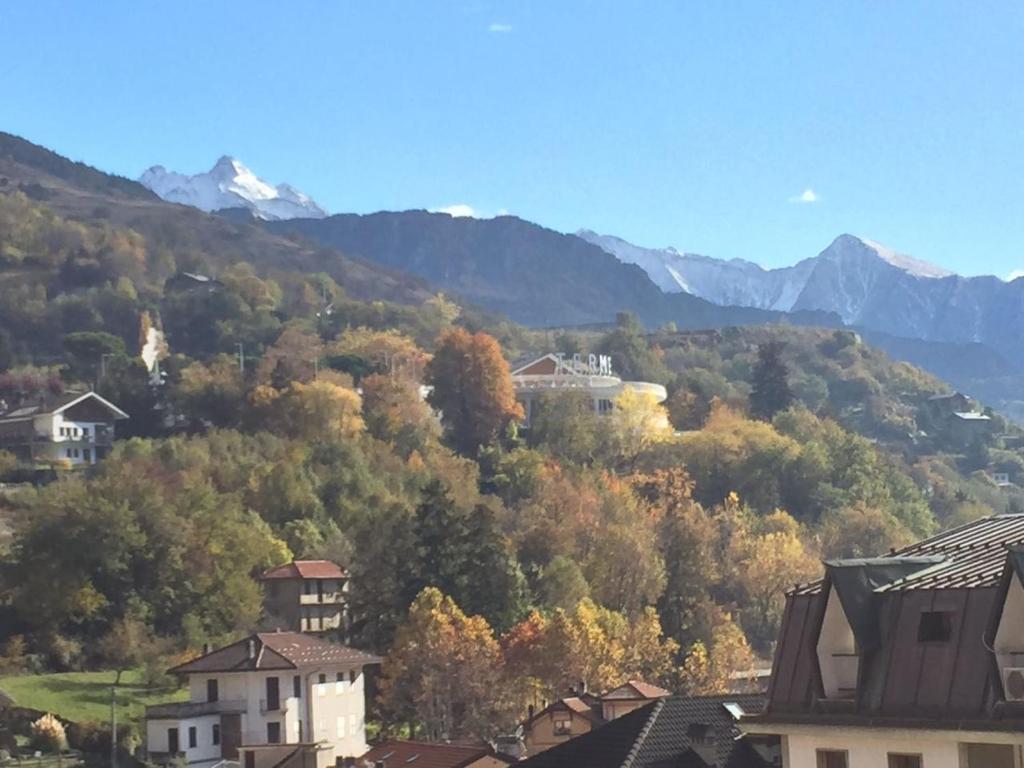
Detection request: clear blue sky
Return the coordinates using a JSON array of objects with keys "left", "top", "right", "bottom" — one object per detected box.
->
[{"left": 3, "top": 2, "right": 1024, "bottom": 276}]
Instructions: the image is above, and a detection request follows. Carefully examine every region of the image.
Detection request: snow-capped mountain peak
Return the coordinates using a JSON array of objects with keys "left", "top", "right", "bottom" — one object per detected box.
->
[
  {"left": 138, "top": 157, "right": 327, "bottom": 221},
  {"left": 826, "top": 234, "right": 953, "bottom": 279}
]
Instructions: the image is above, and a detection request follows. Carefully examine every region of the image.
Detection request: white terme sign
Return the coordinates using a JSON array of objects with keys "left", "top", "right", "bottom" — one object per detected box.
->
[{"left": 554, "top": 353, "right": 614, "bottom": 376}]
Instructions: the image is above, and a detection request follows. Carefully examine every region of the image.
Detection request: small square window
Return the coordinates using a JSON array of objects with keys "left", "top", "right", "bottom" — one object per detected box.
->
[
  {"left": 350, "top": 669, "right": 357, "bottom": 683},
  {"left": 553, "top": 718, "right": 572, "bottom": 736},
  {"left": 887, "top": 755, "right": 922, "bottom": 768},
  {"left": 918, "top": 611, "right": 953, "bottom": 642}
]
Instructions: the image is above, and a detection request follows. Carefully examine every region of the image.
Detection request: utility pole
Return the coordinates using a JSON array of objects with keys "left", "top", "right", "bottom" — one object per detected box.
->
[
  {"left": 110, "top": 684, "right": 118, "bottom": 768},
  {"left": 236, "top": 343, "right": 245, "bottom": 375}
]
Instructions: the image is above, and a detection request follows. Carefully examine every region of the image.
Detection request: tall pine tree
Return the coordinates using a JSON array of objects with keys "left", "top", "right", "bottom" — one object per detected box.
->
[{"left": 749, "top": 341, "right": 793, "bottom": 421}]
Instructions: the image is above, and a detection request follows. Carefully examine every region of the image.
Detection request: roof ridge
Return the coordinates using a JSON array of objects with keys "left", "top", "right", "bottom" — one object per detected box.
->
[{"left": 619, "top": 699, "right": 664, "bottom": 768}]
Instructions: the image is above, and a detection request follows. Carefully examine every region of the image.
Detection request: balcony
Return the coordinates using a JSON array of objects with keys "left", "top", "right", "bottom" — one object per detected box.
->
[
  {"left": 299, "top": 593, "right": 344, "bottom": 605},
  {"left": 260, "top": 699, "right": 288, "bottom": 715},
  {"left": 146, "top": 699, "right": 247, "bottom": 719}
]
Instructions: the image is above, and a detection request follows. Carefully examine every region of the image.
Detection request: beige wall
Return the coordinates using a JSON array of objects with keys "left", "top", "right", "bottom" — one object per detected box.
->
[
  {"left": 524, "top": 712, "right": 593, "bottom": 754},
  {"left": 601, "top": 700, "right": 648, "bottom": 721},
  {"left": 779, "top": 729, "right": 1024, "bottom": 768}
]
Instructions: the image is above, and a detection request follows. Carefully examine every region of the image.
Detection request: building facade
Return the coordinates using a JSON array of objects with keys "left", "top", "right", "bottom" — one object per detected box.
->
[
  {"left": 521, "top": 680, "right": 670, "bottom": 755},
  {"left": 0, "top": 391, "right": 127, "bottom": 467},
  {"left": 744, "top": 513, "right": 1024, "bottom": 768},
  {"left": 261, "top": 560, "right": 349, "bottom": 636},
  {"left": 146, "top": 631, "right": 380, "bottom": 768},
  {"left": 510, "top": 353, "right": 667, "bottom": 427}
]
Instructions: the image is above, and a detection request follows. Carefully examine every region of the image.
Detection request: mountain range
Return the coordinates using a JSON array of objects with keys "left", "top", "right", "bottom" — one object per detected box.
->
[
  {"left": 139, "top": 156, "right": 328, "bottom": 221},
  {"left": 3, "top": 134, "right": 1024, "bottom": 420}
]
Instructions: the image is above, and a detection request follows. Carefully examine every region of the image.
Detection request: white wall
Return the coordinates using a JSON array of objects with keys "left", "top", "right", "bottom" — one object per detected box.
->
[
  {"left": 995, "top": 573, "right": 1024, "bottom": 673},
  {"left": 146, "top": 713, "right": 221, "bottom": 765},
  {"left": 816, "top": 586, "right": 858, "bottom": 699}
]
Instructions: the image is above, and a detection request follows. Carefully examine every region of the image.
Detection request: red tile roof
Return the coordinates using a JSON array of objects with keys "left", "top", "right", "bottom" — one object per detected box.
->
[
  {"left": 360, "top": 741, "right": 509, "bottom": 768},
  {"left": 169, "top": 631, "right": 380, "bottom": 674},
  {"left": 601, "top": 680, "right": 671, "bottom": 701},
  {"left": 261, "top": 560, "right": 348, "bottom": 580}
]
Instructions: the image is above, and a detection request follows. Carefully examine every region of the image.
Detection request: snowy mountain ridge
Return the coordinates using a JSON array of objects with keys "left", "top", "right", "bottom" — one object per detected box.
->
[{"left": 138, "top": 156, "right": 328, "bottom": 221}]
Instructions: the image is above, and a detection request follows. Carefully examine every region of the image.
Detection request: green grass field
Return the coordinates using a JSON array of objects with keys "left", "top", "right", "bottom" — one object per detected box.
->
[{"left": 0, "top": 669, "right": 188, "bottom": 724}]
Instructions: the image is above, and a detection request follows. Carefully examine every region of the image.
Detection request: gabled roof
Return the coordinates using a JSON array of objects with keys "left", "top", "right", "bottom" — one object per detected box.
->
[
  {"left": 953, "top": 411, "right": 991, "bottom": 421},
  {"left": 793, "top": 513, "right": 1024, "bottom": 595},
  {"left": 518, "top": 695, "right": 772, "bottom": 768},
  {"left": 526, "top": 695, "right": 603, "bottom": 727},
  {"left": 602, "top": 680, "right": 672, "bottom": 701},
  {"left": 511, "top": 354, "right": 572, "bottom": 377},
  {"left": 261, "top": 560, "right": 348, "bottom": 580},
  {"left": 0, "top": 390, "right": 128, "bottom": 421},
  {"left": 360, "top": 741, "right": 511, "bottom": 768},
  {"left": 169, "top": 631, "right": 381, "bottom": 674}
]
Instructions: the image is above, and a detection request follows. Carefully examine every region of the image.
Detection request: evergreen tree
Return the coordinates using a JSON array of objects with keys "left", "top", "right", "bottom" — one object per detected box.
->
[{"left": 749, "top": 341, "right": 793, "bottom": 420}]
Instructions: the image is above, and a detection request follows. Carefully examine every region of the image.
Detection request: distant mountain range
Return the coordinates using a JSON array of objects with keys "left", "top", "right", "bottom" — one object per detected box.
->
[{"left": 139, "top": 156, "right": 328, "bottom": 221}]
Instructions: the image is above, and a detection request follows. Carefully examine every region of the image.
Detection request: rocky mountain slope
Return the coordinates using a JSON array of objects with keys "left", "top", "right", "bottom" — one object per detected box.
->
[
  {"left": 266, "top": 211, "right": 838, "bottom": 331},
  {"left": 139, "top": 156, "right": 327, "bottom": 220},
  {"left": 584, "top": 230, "right": 1024, "bottom": 370}
]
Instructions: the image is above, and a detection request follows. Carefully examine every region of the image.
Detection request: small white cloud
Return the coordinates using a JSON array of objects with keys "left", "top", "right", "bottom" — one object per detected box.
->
[
  {"left": 489, "top": 22, "right": 513, "bottom": 33},
  {"left": 1007, "top": 269, "right": 1024, "bottom": 282},
  {"left": 432, "top": 204, "right": 477, "bottom": 218},
  {"left": 788, "top": 188, "right": 819, "bottom": 204}
]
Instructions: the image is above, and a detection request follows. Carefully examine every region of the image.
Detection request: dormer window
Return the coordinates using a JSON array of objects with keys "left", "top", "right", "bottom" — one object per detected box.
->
[
  {"left": 553, "top": 717, "right": 572, "bottom": 735},
  {"left": 816, "top": 586, "right": 858, "bottom": 700},
  {"left": 917, "top": 611, "right": 952, "bottom": 643}
]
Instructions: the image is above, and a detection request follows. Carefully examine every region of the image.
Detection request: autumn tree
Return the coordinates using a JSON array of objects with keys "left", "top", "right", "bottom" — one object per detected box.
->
[
  {"left": 528, "top": 390, "right": 605, "bottom": 465},
  {"left": 749, "top": 341, "right": 793, "bottom": 421},
  {"left": 426, "top": 328, "right": 523, "bottom": 455},
  {"left": 381, "top": 588, "right": 508, "bottom": 740},
  {"left": 271, "top": 380, "right": 364, "bottom": 442},
  {"left": 678, "top": 610, "right": 753, "bottom": 695},
  {"left": 361, "top": 372, "right": 439, "bottom": 455}
]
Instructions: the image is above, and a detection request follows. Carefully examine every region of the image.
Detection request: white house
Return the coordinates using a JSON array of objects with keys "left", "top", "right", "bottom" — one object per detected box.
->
[
  {"left": 146, "top": 631, "right": 381, "bottom": 768},
  {"left": 0, "top": 390, "right": 128, "bottom": 467}
]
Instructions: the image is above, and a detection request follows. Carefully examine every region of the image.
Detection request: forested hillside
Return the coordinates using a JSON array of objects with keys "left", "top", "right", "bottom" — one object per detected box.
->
[{"left": 1, "top": 132, "right": 1022, "bottom": 743}]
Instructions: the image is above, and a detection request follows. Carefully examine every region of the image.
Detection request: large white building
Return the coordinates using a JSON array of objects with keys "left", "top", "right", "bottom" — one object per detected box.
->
[
  {"left": 146, "top": 631, "right": 380, "bottom": 768},
  {"left": 510, "top": 353, "right": 667, "bottom": 426}
]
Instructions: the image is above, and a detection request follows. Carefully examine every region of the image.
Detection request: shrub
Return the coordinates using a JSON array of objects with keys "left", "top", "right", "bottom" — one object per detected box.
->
[{"left": 29, "top": 713, "right": 68, "bottom": 753}]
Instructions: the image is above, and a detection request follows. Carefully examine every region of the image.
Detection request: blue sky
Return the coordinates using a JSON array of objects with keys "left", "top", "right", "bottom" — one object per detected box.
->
[{"left": 3, "top": 2, "right": 1024, "bottom": 276}]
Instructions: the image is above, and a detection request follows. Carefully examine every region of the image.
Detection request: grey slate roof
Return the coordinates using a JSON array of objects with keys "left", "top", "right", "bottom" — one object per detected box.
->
[{"left": 518, "top": 695, "right": 774, "bottom": 768}]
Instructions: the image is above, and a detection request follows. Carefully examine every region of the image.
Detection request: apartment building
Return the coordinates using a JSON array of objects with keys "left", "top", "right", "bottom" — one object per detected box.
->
[
  {"left": 261, "top": 560, "right": 349, "bottom": 636},
  {"left": 145, "top": 631, "right": 380, "bottom": 768},
  {"left": 744, "top": 513, "right": 1024, "bottom": 768}
]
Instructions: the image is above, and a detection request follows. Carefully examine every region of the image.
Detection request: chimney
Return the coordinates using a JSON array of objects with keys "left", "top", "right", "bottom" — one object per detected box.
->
[
  {"left": 579, "top": 680, "right": 587, "bottom": 695},
  {"left": 247, "top": 638, "right": 257, "bottom": 660},
  {"left": 202, "top": 642, "right": 212, "bottom": 655},
  {"left": 527, "top": 704, "right": 535, "bottom": 721}
]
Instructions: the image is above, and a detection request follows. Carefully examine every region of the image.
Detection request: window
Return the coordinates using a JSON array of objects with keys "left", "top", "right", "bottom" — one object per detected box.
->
[
  {"left": 212, "top": 724, "right": 220, "bottom": 746},
  {"left": 168, "top": 728, "right": 179, "bottom": 754},
  {"left": 207, "top": 678, "right": 218, "bottom": 703},
  {"left": 266, "top": 722, "right": 281, "bottom": 744},
  {"left": 918, "top": 611, "right": 953, "bottom": 642},
  {"left": 336, "top": 671, "right": 345, "bottom": 693},
  {"left": 318, "top": 672, "right": 326, "bottom": 696},
  {"left": 337, "top": 716, "right": 346, "bottom": 738},
  {"left": 82, "top": 448, "right": 90, "bottom": 462},
  {"left": 350, "top": 669, "right": 357, "bottom": 683},
  {"left": 319, "top": 673, "right": 327, "bottom": 684},
  {"left": 816, "top": 751, "right": 848, "bottom": 768},
  {"left": 188, "top": 726, "right": 197, "bottom": 749},
  {"left": 888, "top": 756, "right": 922, "bottom": 768},
  {"left": 66, "top": 448, "right": 72, "bottom": 458},
  {"left": 293, "top": 674, "right": 302, "bottom": 698},
  {"left": 245, "top": 752, "right": 256, "bottom": 768},
  {"left": 553, "top": 717, "right": 572, "bottom": 736}
]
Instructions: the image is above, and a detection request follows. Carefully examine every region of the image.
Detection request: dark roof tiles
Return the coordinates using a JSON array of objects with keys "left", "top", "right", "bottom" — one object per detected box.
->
[{"left": 170, "top": 631, "right": 381, "bottom": 674}]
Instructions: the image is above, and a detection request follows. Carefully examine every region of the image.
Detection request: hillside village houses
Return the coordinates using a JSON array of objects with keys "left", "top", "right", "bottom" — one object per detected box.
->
[
  {"left": 510, "top": 353, "right": 667, "bottom": 427},
  {"left": 0, "top": 390, "right": 127, "bottom": 467},
  {"left": 742, "top": 513, "right": 1024, "bottom": 768}
]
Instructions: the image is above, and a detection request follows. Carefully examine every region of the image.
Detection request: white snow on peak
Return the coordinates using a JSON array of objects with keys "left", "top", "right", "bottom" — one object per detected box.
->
[
  {"left": 830, "top": 234, "right": 953, "bottom": 279},
  {"left": 138, "top": 156, "right": 328, "bottom": 221}
]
